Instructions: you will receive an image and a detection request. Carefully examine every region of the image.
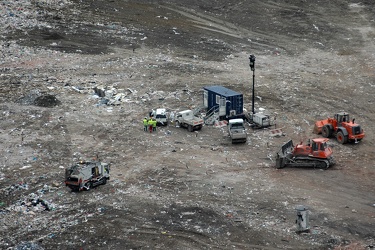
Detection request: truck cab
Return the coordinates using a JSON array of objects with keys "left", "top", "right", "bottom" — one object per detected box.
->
[{"left": 152, "top": 108, "right": 168, "bottom": 126}]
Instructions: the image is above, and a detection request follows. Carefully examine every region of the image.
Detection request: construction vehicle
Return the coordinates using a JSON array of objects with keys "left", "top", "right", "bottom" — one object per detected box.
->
[
  {"left": 65, "top": 161, "right": 110, "bottom": 191},
  {"left": 228, "top": 118, "right": 247, "bottom": 143},
  {"left": 313, "top": 112, "right": 365, "bottom": 144},
  {"left": 275, "top": 138, "right": 335, "bottom": 169},
  {"left": 175, "top": 110, "right": 204, "bottom": 132}
]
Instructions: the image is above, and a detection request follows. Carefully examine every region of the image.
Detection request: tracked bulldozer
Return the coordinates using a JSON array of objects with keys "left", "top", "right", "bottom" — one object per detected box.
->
[{"left": 276, "top": 138, "right": 335, "bottom": 169}]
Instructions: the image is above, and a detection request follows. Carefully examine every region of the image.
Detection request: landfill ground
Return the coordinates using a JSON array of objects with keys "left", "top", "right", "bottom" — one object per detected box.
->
[{"left": 1, "top": 0, "right": 375, "bottom": 249}]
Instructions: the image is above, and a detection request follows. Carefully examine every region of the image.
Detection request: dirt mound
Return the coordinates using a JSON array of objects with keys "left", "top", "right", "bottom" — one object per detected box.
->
[
  {"left": 34, "top": 95, "right": 61, "bottom": 107},
  {"left": 17, "top": 91, "right": 60, "bottom": 107}
]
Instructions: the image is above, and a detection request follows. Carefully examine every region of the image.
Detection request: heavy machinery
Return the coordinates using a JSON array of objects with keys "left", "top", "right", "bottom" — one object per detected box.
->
[
  {"left": 65, "top": 161, "right": 110, "bottom": 191},
  {"left": 313, "top": 112, "right": 365, "bottom": 144},
  {"left": 275, "top": 138, "right": 335, "bottom": 169}
]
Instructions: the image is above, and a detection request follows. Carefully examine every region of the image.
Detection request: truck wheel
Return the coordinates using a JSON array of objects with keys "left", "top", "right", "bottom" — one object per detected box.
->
[
  {"left": 336, "top": 131, "right": 348, "bottom": 144},
  {"left": 176, "top": 121, "right": 180, "bottom": 127},
  {"left": 102, "top": 178, "right": 107, "bottom": 185},
  {"left": 322, "top": 125, "right": 332, "bottom": 138},
  {"left": 188, "top": 125, "right": 193, "bottom": 132}
]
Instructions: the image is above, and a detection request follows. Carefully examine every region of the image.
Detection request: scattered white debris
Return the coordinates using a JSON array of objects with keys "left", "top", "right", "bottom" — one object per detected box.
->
[{"left": 20, "top": 165, "right": 32, "bottom": 170}]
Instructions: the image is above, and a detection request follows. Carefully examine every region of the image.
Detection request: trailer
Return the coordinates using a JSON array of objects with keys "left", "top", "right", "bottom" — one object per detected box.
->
[
  {"left": 246, "top": 112, "right": 273, "bottom": 129},
  {"left": 203, "top": 86, "right": 244, "bottom": 120}
]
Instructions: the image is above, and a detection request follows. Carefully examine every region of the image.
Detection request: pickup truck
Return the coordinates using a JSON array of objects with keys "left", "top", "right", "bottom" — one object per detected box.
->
[
  {"left": 151, "top": 108, "right": 168, "bottom": 126},
  {"left": 228, "top": 118, "right": 247, "bottom": 143},
  {"left": 175, "top": 110, "right": 204, "bottom": 132}
]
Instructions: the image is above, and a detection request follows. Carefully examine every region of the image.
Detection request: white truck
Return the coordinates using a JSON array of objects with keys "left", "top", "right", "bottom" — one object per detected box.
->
[
  {"left": 65, "top": 161, "right": 110, "bottom": 191},
  {"left": 151, "top": 108, "right": 168, "bottom": 126},
  {"left": 175, "top": 110, "right": 204, "bottom": 132},
  {"left": 228, "top": 118, "right": 247, "bottom": 143}
]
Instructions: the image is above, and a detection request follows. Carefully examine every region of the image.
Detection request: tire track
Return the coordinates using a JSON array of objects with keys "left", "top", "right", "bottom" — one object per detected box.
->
[{"left": 160, "top": 4, "right": 285, "bottom": 50}]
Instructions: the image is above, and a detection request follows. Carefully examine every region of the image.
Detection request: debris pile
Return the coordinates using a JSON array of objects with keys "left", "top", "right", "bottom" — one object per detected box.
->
[
  {"left": 4, "top": 184, "right": 57, "bottom": 214},
  {"left": 34, "top": 95, "right": 61, "bottom": 107}
]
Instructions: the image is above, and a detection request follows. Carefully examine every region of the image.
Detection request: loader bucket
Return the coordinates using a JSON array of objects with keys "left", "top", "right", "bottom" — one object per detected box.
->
[{"left": 313, "top": 119, "right": 329, "bottom": 134}]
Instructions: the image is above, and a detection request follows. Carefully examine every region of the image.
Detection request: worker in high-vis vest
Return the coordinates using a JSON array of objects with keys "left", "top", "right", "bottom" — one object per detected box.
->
[
  {"left": 148, "top": 118, "right": 153, "bottom": 133},
  {"left": 152, "top": 118, "right": 157, "bottom": 132},
  {"left": 143, "top": 117, "right": 148, "bottom": 131}
]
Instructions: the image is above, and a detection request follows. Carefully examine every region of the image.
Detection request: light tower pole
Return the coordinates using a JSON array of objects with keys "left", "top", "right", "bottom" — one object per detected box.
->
[{"left": 249, "top": 54, "right": 256, "bottom": 114}]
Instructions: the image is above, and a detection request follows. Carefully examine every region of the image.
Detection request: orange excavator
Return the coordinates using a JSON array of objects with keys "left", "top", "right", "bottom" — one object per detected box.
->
[
  {"left": 313, "top": 112, "right": 365, "bottom": 144},
  {"left": 276, "top": 138, "right": 335, "bottom": 169}
]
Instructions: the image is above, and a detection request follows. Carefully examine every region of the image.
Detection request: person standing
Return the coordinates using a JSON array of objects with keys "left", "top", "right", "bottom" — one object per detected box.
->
[
  {"left": 148, "top": 118, "right": 153, "bottom": 133},
  {"left": 152, "top": 118, "right": 157, "bottom": 132},
  {"left": 143, "top": 117, "right": 148, "bottom": 131}
]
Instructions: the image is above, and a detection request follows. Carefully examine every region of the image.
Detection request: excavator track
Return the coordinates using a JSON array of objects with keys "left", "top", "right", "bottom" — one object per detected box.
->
[
  {"left": 286, "top": 156, "right": 330, "bottom": 169},
  {"left": 276, "top": 155, "right": 331, "bottom": 169}
]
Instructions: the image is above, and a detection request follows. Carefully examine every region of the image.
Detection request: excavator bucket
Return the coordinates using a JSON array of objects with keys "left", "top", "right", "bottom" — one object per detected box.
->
[{"left": 313, "top": 119, "right": 329, "bottom": 134}]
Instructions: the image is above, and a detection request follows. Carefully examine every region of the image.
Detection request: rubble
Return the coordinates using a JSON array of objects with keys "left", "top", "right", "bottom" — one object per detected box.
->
[
  {"left": 15, "top": 242, "right": 44, "bottom": 250},
  {"left": 33, "top": 94, "right": 61, "bottom": 107},
  {"left": 0, "top": 0, "right": 374, "bottom": 249}
]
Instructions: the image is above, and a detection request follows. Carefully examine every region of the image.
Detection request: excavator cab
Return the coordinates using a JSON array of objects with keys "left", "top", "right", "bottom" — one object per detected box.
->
[
  {"left": 311, "top": 140, "right": 319, "bottom": 151},
  {"left": 311, "top": 139, "right": 326, "bottom": 151},
  {"left": 294, "top": 138, "right": 330, "bottom": 159},
  {"left": 309, "top": 138, "right": 332, "bottom": 159},
  {"left": 335, "top": 112, "right": 349, "bottom": 125}
]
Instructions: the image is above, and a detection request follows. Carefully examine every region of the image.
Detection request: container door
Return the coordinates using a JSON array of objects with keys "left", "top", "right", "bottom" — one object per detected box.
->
[
  {"left": 219, "top": 97, "right": 226, "bottom": 116},
  {"left": 235, "top": 95, "right": 243, "bottom": 114},
  {"left": 203, "top": 90, "right": 208, "bottom": 108}
]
